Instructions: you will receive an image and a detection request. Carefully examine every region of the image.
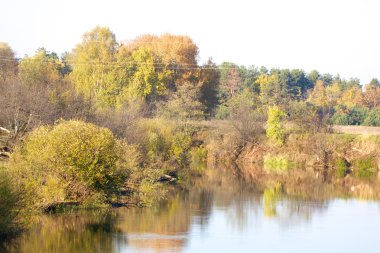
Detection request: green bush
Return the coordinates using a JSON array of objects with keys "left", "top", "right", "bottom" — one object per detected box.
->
[
  {"left": 215, "top": 104, "right": 230, "bottom": 119},
  {"left": 141, "top": 118, "right": 194, "bottom": 168},
  {"left": 0, "top": 171, "right": 22, "bottom": 241},
  {"left": 349, "top": 106, "right": 368, "bottom": 125},
  {"left": 190, "top": 146, "right": 207, "bottom": 173},
  {"left": 332, "top": 106, "right": 369, "bottom": 126},
  {"left": 8, "top": 120, "right": 129, "bottom": 208},
  {"left": 331, "top": 113, "right": 351, "bottom": 125},
  {"left": 215, "top": 89, "right": 257, "bottom": 120},
  {"left": 146, "top": 131, "right": 169, "bottom": 162},
  {"left": 263, "top": 154, "right": 292, "bottom": 174},
  {"left": 334, "top": 158, "right": 349, "bottom": 178},
  {"left": 266, "top": 106, "right": 286, "bottom": 145},
  {"left": 363, "top": 109, "right": 380, "bottom": 126},
  {"left": 354, "top": 158, "right": 375, "bottom": 180},
  {"left": 169, "top": 132, "right": 192, "bottom": 167}
]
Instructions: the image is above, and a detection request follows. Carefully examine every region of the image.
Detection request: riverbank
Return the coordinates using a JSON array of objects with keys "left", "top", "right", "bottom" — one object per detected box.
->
[
  {"left": 195, "top": 120, "right": 380, "bottom": 200},
  {"left": 2, "top": 119, "right": 380, "bottom": 245},
  {"left": 2, "top": 120, "right": 380, "bottom": 205}
]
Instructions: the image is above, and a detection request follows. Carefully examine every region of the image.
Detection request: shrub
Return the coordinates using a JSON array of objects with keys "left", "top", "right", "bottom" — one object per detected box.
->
[
  {"left": 169, "top": 132, "right": 192, "bottom": 167},
  {"left": 140, "top": 118, "right": 195, "bottom": 168},
  {"left": 349, "top": 106, "right": 369, "bottom": 125},
  {"left": 363, "top": 109, "right": 380, "bottom": 126},
  {"left": 266, "top": 106, "right": 286, "bottom": 145},
  {"left": 146, "top": 131, "right": 169, "bottom": 162},
  {"left": 0, "top": 171, "right": 22, "bottom": 241},
  {"left": 215, "top": 89, "right": 257, "bottom": 119},
  {"left": 288, "top": 101, "right": 322, "bottom": 133},
  {"left": 190, "top": 146, "right": 207, "bottom": 173},
  {"left": 263, "top": 154, "right": 291, "bottom": 174},
  {"left": 331, "top": 112, "right": 351, "bottom": 125},
  {"left": 354, "top": 158, "right": 375, "bottom": 180},
  {"left": 334, "top": 158, "right": 349, "bottom": 178},
  {"left": 8, "top": 120, "right": 129, "bottom": 208},
  {"left": 332, "top": 106, "right": 368, "bottom": 126},
  {"left": 215, "top": 104, "right": 230, "bottom": 119}
]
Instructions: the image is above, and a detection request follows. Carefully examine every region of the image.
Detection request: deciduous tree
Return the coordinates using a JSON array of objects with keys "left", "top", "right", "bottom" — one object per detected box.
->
[
  {"left": 19, "top": 48, "right": 61, "bottom": 87},
  {"left": 0, "top": 42, "right": 17, "bottom": 84},
  {"left": 69, "top": 26, "right": 125, "bottom": 108}
]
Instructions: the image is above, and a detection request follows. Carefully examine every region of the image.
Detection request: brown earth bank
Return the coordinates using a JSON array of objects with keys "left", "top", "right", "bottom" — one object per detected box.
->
[{"left": 197, "top": 122, "right": 380, "bottom": 200}]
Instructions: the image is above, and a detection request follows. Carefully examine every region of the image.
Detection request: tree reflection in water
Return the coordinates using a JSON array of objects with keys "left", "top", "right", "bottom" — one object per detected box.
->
[
  {"left": 116, "top": 189, "right": 214, "bottom": 252},
  {"left": 262, "top": 184, "right": 328, "bottom": 228},
  {"left": 3, "top": 168, "right": 332, "bottom": 253},
  {"left": 3, "top": 211, "right": 125, "bottom": 253}
]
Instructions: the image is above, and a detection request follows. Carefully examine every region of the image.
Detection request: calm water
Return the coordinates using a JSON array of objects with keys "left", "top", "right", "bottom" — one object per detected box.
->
[{"left": 3, "top": 187, "right": 380, "bottom": 253}]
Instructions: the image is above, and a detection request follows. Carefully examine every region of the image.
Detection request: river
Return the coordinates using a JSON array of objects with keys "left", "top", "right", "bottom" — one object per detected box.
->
[{"left": 3, "top": 180, "right": 380, "bottom": 253}]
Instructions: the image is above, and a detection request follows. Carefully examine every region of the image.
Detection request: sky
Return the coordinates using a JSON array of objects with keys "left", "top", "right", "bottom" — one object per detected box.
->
[{"left": 1, "top": 0, "right": 379, "bottom": 84}]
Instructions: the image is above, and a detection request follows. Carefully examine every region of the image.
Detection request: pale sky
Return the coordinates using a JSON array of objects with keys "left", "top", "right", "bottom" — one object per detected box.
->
[{"left": 1, "top": 0, "right": 379, "bottom": 84}]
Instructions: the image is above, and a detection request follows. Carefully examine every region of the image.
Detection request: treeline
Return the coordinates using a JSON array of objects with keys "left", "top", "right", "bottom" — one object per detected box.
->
[
  {"left": 1, "top": 27, "right": 380, "bottom": 139},
  {"left": 1, "top": 26, "right": 380, "bottom": 241}
]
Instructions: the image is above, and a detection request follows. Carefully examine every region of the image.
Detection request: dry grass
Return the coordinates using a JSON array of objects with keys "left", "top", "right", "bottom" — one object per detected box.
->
[{"left": 333, "top": 125, "right": 380, "bottom": 136}]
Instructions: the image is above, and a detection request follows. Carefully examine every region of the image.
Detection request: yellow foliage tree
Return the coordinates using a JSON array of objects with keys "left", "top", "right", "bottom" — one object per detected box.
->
[
  {"left": 69, "top": 26, "right": 127, "bottom": 108},
  {"left": 338, "top": 86, "right": 363, "bottom": 109},
  {"left": 257, "top": 74, "right": 282, "bottom": 105},
  {"left": 363, "top": 84, "right": 380, "bottom": 109},
  {"left": 308, "top": 80, "right": 327, "bottom": 107},
  {"left": 118, "top": 47, "right": 171, "bottom": 105},
  {"left": 325, "top": 82, "right": 342, "bottom": 107},
  {"left": 19, "top": 49, "right": 61, "bottom": 87},
  {"left": 119, "top": 34, "right": 199, "bottom": 85}
]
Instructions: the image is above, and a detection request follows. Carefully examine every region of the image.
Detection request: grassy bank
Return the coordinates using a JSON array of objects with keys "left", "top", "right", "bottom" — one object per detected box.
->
[
  {"left": 196, "top": 121, "right": 380, "bottom": 200},
  {"left": 2, "top": 119, "right": 380, "bottom": 242}
]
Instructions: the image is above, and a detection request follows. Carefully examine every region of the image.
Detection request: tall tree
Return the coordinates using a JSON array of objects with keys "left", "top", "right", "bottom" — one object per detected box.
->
[
  {"left": 257, "top": 74, "right": 282, "bottom": 105},
  {"left": 119, "top": 47, "right": 171, "bottom": 105},
  {"left": 0, "top": 42, "right": 17, "bottom": 84},
  {"left": 290, "top": 69, "right": 312, "bottom": 98},
  {"left": 363, "top": 84, "right": 380, "bottom": 109},
  {"left": 307, "top": 70, "right": 320, "bottom": 85},
  {"left": 19, "top": 48, "right": 61, "bottom": 87},
  {"left": 69, "top": 26, "right": 124, "bottom": 108},
  {"left": 218, "top": 62, "right": 243, "bottom": 102},
  {"left": 369, "top": 78, "right": 380, "bottom": 87},
  {"left": 308, "top": 80, "right": 327, "bottom": 107},
  {"left": 159, "top": 82, "right": 205, "bottom": 121},
  {"left": 119, "top": 34, "right": 199, "bottom": 87},
  {"left": 197, "top": 59, "right": 219, "bottom": 115},
  {"left": 242, "top": 65, "right": 260, "bottom": 93},
  {"left": 325, "top": 82, "right": 342, "bottom": 107},
  {"left": 338, "top": 86, "right": 363, "bottom": 109}
]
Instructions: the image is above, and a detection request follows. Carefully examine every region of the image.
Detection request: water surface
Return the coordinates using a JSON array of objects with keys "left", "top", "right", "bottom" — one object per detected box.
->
[{"left": 3, "top": 188, "right": 380, "bottom": 253}]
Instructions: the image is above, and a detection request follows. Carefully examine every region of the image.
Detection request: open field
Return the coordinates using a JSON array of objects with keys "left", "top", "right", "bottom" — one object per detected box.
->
[
  {"left": 333, "top": 125, "right": 380, "bottom": 135},
  {"left": 195, "top": 121, "right": 380, "bottom": 136}
]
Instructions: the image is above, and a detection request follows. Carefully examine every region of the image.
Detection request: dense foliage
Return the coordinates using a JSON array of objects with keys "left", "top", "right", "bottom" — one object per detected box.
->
[
  {"left": 8, "top": 120, "right": 128, "bottom": 207},
  {"left": 1, "top": 26, "right": 380, "bottom": 240},
  {"left": 0, "top": 171, "right": 22, "bottom": 240}
]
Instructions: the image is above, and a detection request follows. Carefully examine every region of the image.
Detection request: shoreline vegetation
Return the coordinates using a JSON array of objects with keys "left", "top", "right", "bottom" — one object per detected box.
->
[{"left": 1, "top": 26, "right": 380, "bottom": 242}]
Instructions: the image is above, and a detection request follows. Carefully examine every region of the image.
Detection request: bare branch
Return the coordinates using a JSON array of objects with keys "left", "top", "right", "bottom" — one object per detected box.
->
[{"left": 0, "top": 127, "right": 11, "bottom": 134}]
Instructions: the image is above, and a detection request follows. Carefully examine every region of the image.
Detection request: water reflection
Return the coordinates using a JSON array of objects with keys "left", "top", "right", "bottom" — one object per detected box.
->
[
  {"left": 3, "top": 181, "right": 380, "bottom": 253},
  {"left": 116, "top": 189, "right": 215, "bottom": 252},
  {"left": 263, "top": 184, "right": 282, "bottom": 217},
  {"left": 262, "top": 184, "right": 328, "bottom": 228},
  {"left": 3, "top": 211, "right": 126, "bottom": 253}
]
